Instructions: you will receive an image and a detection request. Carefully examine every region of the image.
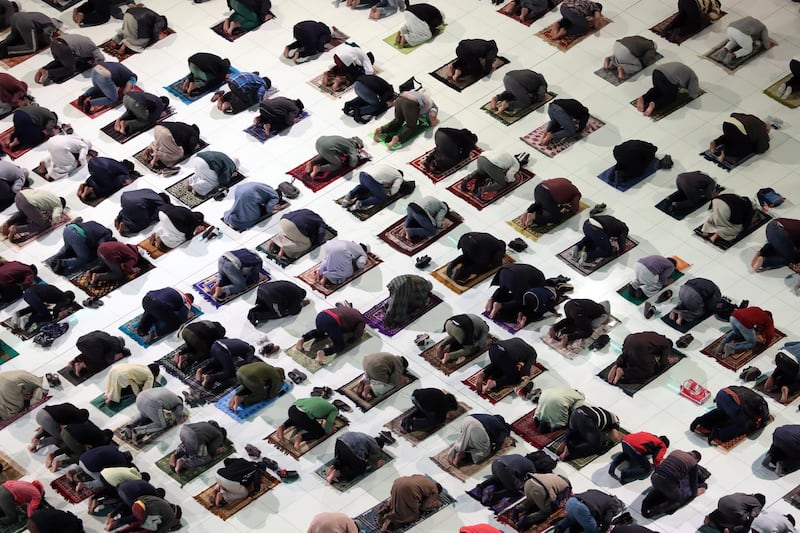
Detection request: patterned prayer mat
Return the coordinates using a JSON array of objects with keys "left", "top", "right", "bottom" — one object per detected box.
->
[
  {"left": 0, "top": 341, "right": 18, "bottom": 367},
  {"left": 629, "top": 89, "right": 705, "bottom": 122},
  {"left": 0, "top": 395, "right": 49, "bottom": 431},
  {"left": 313, "top": 450, "right": 394, "bottom": 492},
  {"left": 520, "top": 116, "right": 605, "bottom": 157},
  {"left": 545, "top": 428, "right": 629, "bottom": 470},
  {"left": 0, "top": 128, "right": 35, "bottom": 160},
  {"left": 593, "top": 53, "right": 664, "bottom": 86},
  {"left": 211, "top": 20, "right": 260, "bottom": 43},
  {"left": 381, "top": 24, "right": 446, "bottom": 54},
  {"left": 384, "top": 401, "right": 471, "bottom": 446},
  {"left": 265, "top": 415, "right": 349, "bottom": 460},
  {"left": 214, "top": 382, "right": 292, "bottom": 422},
  {"left": 307, "top": 73, "right": 354, "bottom": 99},
  {"left": 7, "top": 212, "right": 72, "bottom": 249},
  {"left": 753, "top": 375, "right": 800, "bottom": 406},
  {"left": 535, "top": 17, "right": 613, "bottom": 51},
  {"left": 0, "top": 453, "right": 23, "bottom": 483},
  {"left": 497, "top": 500, "right": 567, "bottom": 533},
  {"left": 363, "top": 293, "right": 443, "bottom": 337},
  {"left": 597, "top": 348, "right": 686, "bottom": 396},
  {"left": 99, "top": 107, "right": 177, "bottom": 144},
  {"left": 378, "top": 211, "right": 463, "bottom": 256},
  {"left": 431, "top": 254, "right": 515, "bottom": 295},
  {"left": 100, "top": 28, "right": 175, "bottom": 61},
  {"left": 511, "top": 409, "right": 566, "bottom": 449},
  {"left": 155, "top": 439, "right": 235, "bottom": 487},
  {"left": 784, "top": 484, "right": 800, "bottom": 511},
  {"left": 90, "top": 378, "right": 165, "bottom": 417},
  {"left": 50, "top": 472, "right": 99, "bottom": 504},
  {"left": 693, "top": 210, "right": 772, "bottom": 250},
  {"left": 296, "top": 253, "right": 383, "bottom": 296},
  {"left": 466, "top": 481, "right": 521, "bottom": 514},
  {"left": 285, "top": 155, "right": 370, "bottom": 192},
  {"left": 702, "top": 39, "right": 777, "bottom": 74},
  {"left": 409, "top": 147, "right": 482, "bottom": 184},
  {"left": 430, "top": 436, "right": 517, "bottom": 482},
  {"left": 462, "top": 363, "right": 547, "bottom": 404},
  {"left": 335, "top": 190, "right": 408, "bottom": 222},
  {"left": 597, "top": 159, "right": 661, "bottom": 192},
  {"left": 649, "top": 11, "right": 725, "bottom": 45},
  {"left": 157, "top": 347, "right": 241, "bottom": 403},
  {"left": 496, "top": 1, "right": 561, "bottom": 26},
  {"left": 764, "top": 74, "right": 800, "bottom": 109},
  {"left": 68, "top": 87, "right": 144, "bottom": 119},
  {"left": 337, "top": 372, "right": 418, "bottom": 412},
  {"left": 163, "top": 67, "right": 237, "bottom": 105},
  {"left": 243, "top": 111, "right": 310, "bottom": 143},
  {"left": 0, "top": 45, "right": 51, "bottom": 69},
  {"left": 113, "top": 412, "right": 187, "bottom": 451},
  {"left": 78, "top": 171, "right": 143, "bottom": 207},
  {"left": 133, "top": 139, "right": 209, "bottom": 173},
  {"left": 375, "top": 118, "right": 431, "bottom": 150},
  {"left": 693, "top": 416, "right": 773, "bottom": 451},
  {"left": 256, "top": 225, "right": 337, "bottom": 268},
  {"left": 481, "top": 91, "right": 555, "bottom": 126},
  {"left": 194, "top": 471, "right": 280, "bottom": 520},
  {"left": 285, "top": 332, "right": 373, "bottom": 373},
  {"left": 118, "top": 305, "right": 203, "bottom": 348},
  {"left": 506, "top": 202, "right": 589, "bottom": 242},
  {"left": 68, "top": 257, "right": 155, "bottom": 299},
  {"left": 541, "top": 316, "right": 620, "bottom": 359},
  {"left": 0, "top": 301, "right": 82, "bottom": 341},
  {"left": 137, "top": 223, "right": 210, "bottom": 260},
  {"left": 429, "top": 57, "right": 510, "bottom": 92},
  {"left": 418, "top": 335, "right": 498, "bottom": 376},
  {"left": 700, "top": 329, "right": 786, "bottom": 371},
  {"left": 192, "top": 269, "right": 269, "bottom": 309},
  {"left": 353, "top": 489, "right": 455, "bottom": 532},
  {"left": 446, "top": 168, "right": 535, "bottom": 211},
  {"left": 617, "top": 257, "right": 690, "bottom": 305},
  {"left": 556, "top": 237, "right": 639, "bottom": 276}
]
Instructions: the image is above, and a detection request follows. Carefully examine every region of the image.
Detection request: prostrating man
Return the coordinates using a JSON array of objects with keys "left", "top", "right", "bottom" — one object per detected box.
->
[
  {"left": 194, "top": 337, "right": 256, "bottom": 389},
  {"left": 213, "top": 71, "right": 270, "bottom": 114},
  {"left": 636, "top": 62, "right": 701, "bottom": 117},
  {"left": 325, "top": 431, "right": 391, "bottom": 485},
  {"left": 307, "top": 513, "right": 358, "bottom": 533},
  {"left": 374, "top": 90, "right": 438, "bottom": 150},
  {"left": 0, "top": 260, "right": 35, "bottom": 304},
  {"left": 135, "top": 287, "right": 195, "bottom": 341},
  {"left": 209, "top": 457, "right": 268, "bottom": 507},
  {"left": 763, "top": 424, "right": 800, "bottom": 476},
  {"left": 448, "top": 413, "right": 510, "bottom": 466},
  {"left": 715, "top": 306, "right": 775, "bottom": 359},
  {"left": 295, "top": 305, "right": 365, "bottom": 365},
  {"left": 378, "top": 474, "right": 443, "bottom": 531},
  {"left": 668, "top": 171, "right": 718, "bottom": 213},
  {"left": 395, "top": 3, "right": 444, "bottom": 48},
  {"left": 662, "top": 0, "right": 722, "bottom": 41},
  {"left": 460, "top": 150, "right": 527, "bottom": 197},
  {"left": 380, "top": 275, "right": 432, "bottom": 328},
  {"left": 322, "top": 44, "right": 375, "bottom": 91},
  {"left": 559, "top": 404, "right": 622, "bottom": 461},
  {"left": 511, "top": 473, "right": 572, "bottom": 530},
  {"left": 78, "top": 62, "right": 137, "bottom": 113},
  {"left": 170, "top": 420, "right": 227, "bottom": 474},
  {"left": 447, "top": 39, "right": 499, "bottom": 82},
  {"left": 72, "top": 0, "right": 112, "bottom": 27},
  {"left": 489, "top": 69, "right": 548, "bottom": 114},
  {"left": 114, "top": 189, "right": 171, "bottom": 236},
  {"left": 752, "top": 218, "right": 800, "bottom": 272},
  {"left": 403, "top": 196, "right": 449, "bottom": 241},
  {"left": 103, "top": 363, "right": 159, "bottom": 405},
  {"left": 342, "top": 164, "right": 406, "bottom": 212},
  {"left": 306, "top": 135, "right": 364, "bottom": 179},
  {"left": 223, "top": 182, "right": 285, "bottom": 231},
  {"left": 548, "top": 0, "right": 604, "bottom": 40},
  {"left": 704, "top": 492, "right": 765, "bottom": 533},
  {"left": 142, "top": 122, "right": 202, "bottom": 170},
  {"left": 438, "top": 313, "right": 490, "bottom": 365},
  {"left": 113, "top": 91, "right": 170, "bottom": 137},
  {"left": 553, "top": 489, "right": 625, "bottom": 533},
  {"left": 247, "top": 281, "right": 308, "bottom": 326},
  {"left": 689, "top": 386, "right": 770, "bottom": 443},
  {"left": 29, "top": 402, "right": 89, "bottom": 452},
  {"left": 603, "top": 35, "right": 658, "bottom": 81},
  {"left": 12, "top": 283, "right": 75, "bottom": 331},
  {"left": 628, "top": 255, "right": 677, "bottom": 300},
  {"left": 0, "top": 10, "right": 60, "bottom": 59},
  {"left": 210, "top": 248, "right": 263, "bottom": 300},
  {"left": 421, "top": 127, "right": 478, "bottom": 174},
  {"left": 549, "top": 299, "right": 610, "bottom": 348},
  {"left": 520, "top": 177, "right": 581, "bottom": 227},
  {"left": 182, "top": 53, "right": 231, "bottom": 96},
  {"left": 255, "top": 96, "right": 304, "bottom": 136},
  {"left": 275, "top": 397, "right": 339, "bottom": 450},
  {"left": 700, "top": 193, "right": 755, "bottom": 243},
  {"left": 606, "top": 331, "right": 676, "bottom": 385},
  {"left": 608, "top": 140, "right": 670, "bottom": 186},
  {"left": 107, "top": 4, "right": 169, "bottom": 56},
  {"left": 228, "top": 361, "right": 285, "bottom": 412},
  {"left": 120, "top": 496, "right": 181, "bottom": 533},
  {"left": 35, "top": 34, "right": 104, "bottom": 85},
  {"left": 0, "top": 370, "right": 44, "bottom": 420},
  {"left": 187, "top": 152, "right": 238, "bottom": 198},
  {"left": 608, "top": 432, "right": 669, "bottom": 483},
  {"left": 534, "top": 388, "right": 585, "bottom": 433},
  {"left": 36, "top": 134, "right": 92, "bottom": 181},
  {"left": 270, "top": 209, "right": 328, "bottom": 260},
  {"left": 400, "top": 388, "right": 459, "bottom": 433},
  {"left": 283, "top": 20, "right": 332, "bottom": 63},
  {"left": 486, "top": 264, "right": 545, "bottom": 322},
  {"left": 0, "top": 480, "right": 45, "bottom": 525},
  {"left": 762, "top": 349, "right": 800, "bottom": 405},
  {"left": 173, "top": 320, "right": 226, "bottom": 370},
  {"left": 539, "top": 99, "right": 590, "bottom": 146},
  {"left": 221, "top": 0, "right": 273, "bottom": 37},
  {"left": 49, "top": 219, "right": 113, "bottom": 275},
  {"left": 446, "top": 232, "right": 505, "bottom": 284},
  {"left": 720, "top": 17, "right": 770, "bottom": 66},
  {"left": 77, "top": 155, "right": 137, "bottom": 203},
  {"left": 148, "top": 205, "right": 205, "bottom": 251},
  {"left": 668, "top": 278, "right": 721, "bottom": 326},
  {"left": 573, "top": 214, "right": 629, "bottom": 268},
  {"left": 68, "top": 330, "right": 129, "bottom": 379},
  {"left": 474, "top": 338, "right": 538, "bottom": 395},
  {"left": 124, "top": 388, "right": 185, "bottom": 444},
  {"left": 316, "top": 240, "right": 370, "bottom": 286},
  {"left": 709, "top": 113, "right": 770, "bottom": 164},
  {"left": 641, "top": 449, "right": 705, "bottom": 517},
  {"left": 0, "top": 73, "right": 27, "bottom": 116},
  {"left": 0, "top": 160, "right": 30, "bottom": 212},
  {"left": 0, "top": 189, "right": 66, "bottom": 243},
  {"left": 3, "top": 102, "right": 60, "bottom": 152},
  {"left": 343, "top": 73, "right": 394, "bottom": 123},
  {"left": 355, "top": 353, "right": 410, "bottom": 400}
]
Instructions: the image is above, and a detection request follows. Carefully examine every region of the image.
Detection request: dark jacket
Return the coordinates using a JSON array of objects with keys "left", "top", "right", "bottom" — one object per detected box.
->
[
  {"left": 732, "top": 113, "right": 769, "bottom": 154},
  {"left": 282, "top": 209, "right": 327, "bottom": 245},
  {"left": 575, "top": 490, "right": 625, "bottom": 532},
  {"left": 119, "top": 189, "right": 170, "bottom": 233}
]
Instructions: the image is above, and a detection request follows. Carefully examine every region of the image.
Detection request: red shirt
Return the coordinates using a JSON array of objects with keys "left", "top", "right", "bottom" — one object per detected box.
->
[
  {"left": 3, "top": 480, "right": 43, "bottom": 517},
  {"left": 543, "top": 178, "right": 581, "bottom": 213},
  {"left": 0, "top": 74, "right": 28, "bottom": 108},
  {"left": 0, "top": 261, "right": 36, "bottom": 288},
  {"left": 731, "top": 307, "right": 775, "bottom": 345},
  {"left": 622, "top": 431, "right": 668, "bottom": 465},
  {"left": 97, "top": 242, "right": 140, "bottom": 275}
]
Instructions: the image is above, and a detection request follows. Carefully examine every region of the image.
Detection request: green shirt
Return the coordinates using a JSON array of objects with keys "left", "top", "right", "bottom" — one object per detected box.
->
[
  {"left": 294, "top": 397, "right": 338, "bottom": 433},
  {"left": 537, "top": 388, "right": 585, "bottom": 429}
]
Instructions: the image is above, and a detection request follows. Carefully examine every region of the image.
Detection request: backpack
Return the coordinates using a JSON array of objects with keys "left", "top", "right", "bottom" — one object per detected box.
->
[
  {"left": 526, "top": 450, "right": 556, "bottom": 473},
  {"left": 277, "top": 181, "right": 299, "bottom": 199},
  {"left": 33, "top": 323, "right": 69, "bottom": 348},
  {"left": 715, "top": 296, "right": 737, "bottom": 321},
  {"left": 757, "top": 187, "right": 785, "bottom": 208}
]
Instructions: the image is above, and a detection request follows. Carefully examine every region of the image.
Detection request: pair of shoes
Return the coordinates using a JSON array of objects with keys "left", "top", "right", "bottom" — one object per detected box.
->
[
  {"left": 277, "top": 469, "right": 299, "bottom": 480},
  {"left": 311, "top": 386, "right": 332, "bottom": 399},
  {"left": 379, "top": 430, "right": 396, "bottom": 445},
  {"left": 259, "top": 343, "right": 279, "bottom": 356},
  {"left": 517, "top": 381, "right": 534, "bottom": 398},
  {"left": 260, "top": 457, "right": 279, "bottom": 471},
  {"left": 631, "top": 287, "right": 646, "bottom": 300},
  {"left": 213, "top": 188, "right": 228, "bottom": 201},
  {"left": 415, "top": 255, "right": 431, "bottom": 269},
  {"left": 739, "top": 366, "right": 761, "bottom": 382},
  {"left": 414, "top": 333, "right": 430, "bottom": 348},
  {"left": 659, "top": 155, "right": 674, "bottom": 169},
  {"left": 83, "top": 297, "right": 103, "bottom": 309},
  {"left": 589, "top": 203, "right": 606, "bottom": 216},
  {"left": 508, "top": 238, "right": 527, "bottom": 252},
  {"left": 514, "top": 152, "right": 530, "bottom": 166},
  {"left": 45, "top": 373, "right": 61, "bottom": 388},
  {"left": 333, "top": 399, "right": 352, "bottom": 412},
  {"left": 244, "top": 444, "right": 261, "bottom": 458},
  {"left": 288, "top": 369, "right": 307, "bottom": 384},
  {"left": 676, "top": 333, "right": 693, "bottom": 348},
  {"left": 655, "top": 290, "right": 673, "bottom": 303},
  {"left": 588, "top": 334, "right": 610, "bottom": 351},
  {"left": 643, "top": 302, "right": 656, "bottom": 319}
]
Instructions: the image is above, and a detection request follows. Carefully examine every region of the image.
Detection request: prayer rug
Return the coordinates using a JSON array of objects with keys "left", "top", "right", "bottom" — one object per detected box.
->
[
  {"left": 753, "top": 375, "right": 800, "bottom": 406},
  {"left": 0, "top": 301, "right": 82, "bottom": 341},
  {"left": 0, "top": 44, "right": 52, "bottom": 69},
  {"left": 353, "top": 488, "right": 455, "bottom": 532},
  {"left": 90, "top": 378, "right": 165, "bottom": 417},
  {"left": 313, "top": 451, "right": 394, "bottom": 491},
  {"left": 693, "top": 210, "right": 772, "bottom": 250},
  {"left": 137, "top": 223, "right": 210, "bottom": 260},
  {"left": 597, "top": 158, "right": 661, "bottom": 192},
  {"left": 661, "top": 308, "right": 714, "bottom": 333},
  {"left": 296, "top": 253, "right": 383, "bottom": 296},
  {"left": 511, "top": 409, "right": 566, "bottom": 449},
  {"left": 381, "top": 24, "right": 446, "bottom": 54},
  {"left": 334, "top": 191, "right": 407, "bottom": 222},
  {"left": 0, "top": 341, "right": 18, "bottom": 367},
  {"left": 699, "top": 148, "right": 753, "bottom": 172},
  {"left": 764, "top": 74, "right": 800, "bottom": 109},
  {"left": 68, "top": 86, "right": 144, "bottom": 119},
  {"left": 221, "top": 207, "right": 286, "bottom": 233},
  {"left": 194, "top": 471, "right": 280, "bottom": 520},
  {"left": 593, "top": 53, "right": 664, "bottom": 86},
  {"left": 68, "top": 257, "right": 155, "bottom": 299},
  {"left": 520, "top": 116, "right": 605, "bottom": 157},
  {"left": 462, "top": 363, "right": 547, "bottom": 404},
  {"left": 307, "top": 63, "right": 378, "bottom": 99},
  {"left": 363, "top": 293, "right": 443, "bottom": 337},
  {"left": 703, "top": 39, "right": 777, "bottom": 74},
  {"left": 0, "top": 395, "right": 49, "bottom": 431},
  {"left": 429, "top": 57, "right": 511, "bottom": 92},
  {"left": 337, "top": 372, "right": 418, "bottom": 412},
  {"left": 545, "top": 428, "right": 629, "bottom": 470},
  {"left": 99, "top": 28, "right": 176, "bottom": 61},
  {"left": 506, "top": 202, "right": 589, "bottom": 241},
  {"left": 378, "top": 211, "right": 463, "bottom": 256},
  {"left": 210, "top": 20, "right": 262, "bottom": 43},
  {"left": 556, "top": 238, "right": 639, "bottom": 276},
  {"left": 113, "top": 412, "right": 187, "bottom": 451},
  {"left": 481, "top": 292, "right": 570, "bottom": 334},
  {"left": 78, "top": 171, "right": 143, "bottom": 207},
  {"left": 155, "top": 439, "right": 235, "bottom": 487},
  {"left": 541, "top": 315, "right": 621, "bottom": 359},
  {"left": 285, "top": 332, "right": 373, "bottom": 373},
  {"left": 466, "top": 482, "right": 521, "bottom": 514},
  {"left": 243, "top": 111, "right": 310, "bottom": 143},
  {"left": 497, "top": 500, "right": 567, "bottom": 533},
  {"left": 192, "top": 269, "right": 270, "bottom": 309},
  {"left": 409, "top": 147, "right": 482, "bottom": 184},
  {"left": 446, "top": 168, "right": 535, "bottom": 211},
  {"left": 285, "top": 155, "right": 370, "bottom": 192},
  {"left": 256, "top": 225, "right": 338, "bottom": 267},
  {"left": 497, "top": 1, "right": 561, "bottom": 26},
  {"left": 40, "top": 0, "right": 81, "bottom": 10},
  {"left": 700, "top": 329, "right": 786, "bottom": 371},
  {"left": 655, "top": 189, "right": 721, "bottom": 221},
  {"left": 58, "top": 363, "right": 104, "bottom": 386},
  {"left": 418, "top": 335, "right": 498, "bottom": 376},
  {"left": 99, "top": 107, "right": 177, "bottom": 144},
  {"left": 33, "top": 161, "right": 83, "bottom": 182},
  {"left": 133, "top": 139, "right": 209, "bottom": 173},
  {"left": 384, "top": 401, "right": 471, "bottom": 446},
  {"left": 0, "top": 453, "right": 23, "bottom": 483},
  {"left": 630, "top": 89, "right": 705, "bottom": 122},
  {"left": 535, "top": 17, "right": 613, "bottom": 51},
  {"left": 50, "top": 473, "right": 99, "bottom": 504},
  {"left": 118, "top": 306, "right": 203, "bottom": 348},
  {"left": 214, "top": 382, "right": 292, "bottom": 422},
  {"left": 617, "top": 258, "right": 690, "bottom": 305},
  {"left": 431, "top": 254, "right": 515, "bottom": 295},
  {"left": 157, "top": 347, "right": 241, "bottom": 404},
  {"left": 649, "top": 12, "right": 726, "bottom": 45},
  {"left": 0, "top": 128, "right": 34, "bottom": 160},
  {"left": 375, "top": 117, "right": 431, "bottom": 150},
  {"left": 430, "top": 436, "right": 517, "bottom": 482},
  {"left": 693, "top": 416, "right": 773, "bottom": 451},
  {"left": 166, "top": 172, "right": 246, "bottom": 208},
  {"left": 784, "top": 484, "right": 800, "bottom": 511},
  {"left": 6, "top": 212, "right": 72, "bottom": 250},
  {"left": 265, "top": 415, "right": 349, "bottom": 460},
  {"left": 597, "top": 348, "right": 686, "bottom": 396},
  {"left": 481, "top": 91, "right": 555, "bottom": 126},
  {"left": 163, "top": 67, "right": 238, "bottom": 105}
]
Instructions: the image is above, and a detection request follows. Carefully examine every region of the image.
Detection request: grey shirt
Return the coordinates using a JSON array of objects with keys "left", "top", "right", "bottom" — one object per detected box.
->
[
  {"left": 315, "top": 135, "right": 361, "bottom": 167},
  {"left": 0, "top": 161, "right": 28, "bottom": 193},
  {"left": 338, "top": 431, "right": 382, "bottom": 466},
  {"left": 728, "top": 17, "right": 770, "bottom": 50},
  {"left": 59, "top": 34, "right": 105, "bottom": 63},
  {"left": 655, "top": 62, "right": 701, "bottom": 98},
  {"left": 618, "top": 36, "right": 657, "bottom": 63},
  {"left": 416, "top": 196, "right": 448, "bottom": 228}
]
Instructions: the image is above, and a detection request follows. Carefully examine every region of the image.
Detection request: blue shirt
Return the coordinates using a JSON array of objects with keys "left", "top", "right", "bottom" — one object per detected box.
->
[
  {"left": 223, "top": 182, "right": 279, "bottom": 231},
  {"left": 227, "top": 72, "right": 267, "bottom": 101}
]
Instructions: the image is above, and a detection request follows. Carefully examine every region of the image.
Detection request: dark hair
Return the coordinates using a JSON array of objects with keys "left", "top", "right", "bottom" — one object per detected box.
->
[
  {"left": 102, "top": 429, "right": 114, "bottom": 441},
  {"left": 60, "top": 197, "right": 67, "bottom": 208},
  {"left": 295, "top": 99, "right": 304, "bottom": 111},
  {"left": 160, "top": 96, "right": 170, "bottom": 108},
  {"left": 122, "top": 160, "right": 135, "bottom": 172},
  {"left": 787, "top": 515, "right": 795, "bottom": 526},
  {"left": 79, "top": 408, "right": 89, "bottom": 419},
  {"left": 156, "top": 488, "right": 166, "bottom": 498},
  {"left": 147, "top": 363, "right": 160, "bottom": 378},
  {"left": 29, "top": 264, "right": 38, "bottom": 275},
  {"left": 367, "top": 52, "right": 375, "bottom": 64},
  {"left": 398, "top": 169, "right": 404, "bottom": 178},
  {"left": 191, "top": 124, "right": 200, "bottom": 135},
  {"left": 222, "top": 58, "right": 231, "bottom": 68},
  {"left": 64, "top": 290, "right": 75, "bottom": 302},
  {"left": 400, "top": 356, "right": 408, "bottom": 369},
  {"left": 667, "top": 257, "right": 677, "bottom": 267},
  {"left": 219, "top": 427, "right": 227, "bottom": 439},
  {"left": 444, "top": 393, "right": 458, "bottom": 412},
  {"left": 186, "top": 293, "right": 194, "bottom": 304},
  {"left": 691, "top": 450, "right": 702, "bottom": 462},
  {"left": 659, "top": 436, "right": 670, "bottom": 448},
  {"left": 122, "top": 451, "right": 133, "bottom": 464},
  {"left": 261, "top": 77, "right": 272, "bottom": 90},
  {"left": 755, "top": 494, "right": 766, "bottom": 506},
  {"left": 435, "top": 482, "right": 443, "bottom": 494},
  {"left": 173, "top": 505, "right": 182, "bottom": 523},
  {"left": 141, "top": 472, "right": 151, "bottom": 481},
  {"left": 87, "top": 150, "right": 98, "bottom": 158}
]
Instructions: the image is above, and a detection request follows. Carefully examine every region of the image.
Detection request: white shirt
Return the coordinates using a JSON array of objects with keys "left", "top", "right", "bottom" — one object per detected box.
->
[
  {"left": 188, "top": 157, "right": 218, "bottom": 197},
  {"left": 363, "top": 164, "right": 404, "bottom": 195},
  {"left": 155, "top": 211, "right": 186, "bottom": 249},
  {"left": 482, "top": 150, "right": 520, "bottom": 182},
  {"left": 46, "top": 134, "right": 91, "bottom": 181},
  {"left": 333, "top": 45, "right": 375, "bottom": 75}
]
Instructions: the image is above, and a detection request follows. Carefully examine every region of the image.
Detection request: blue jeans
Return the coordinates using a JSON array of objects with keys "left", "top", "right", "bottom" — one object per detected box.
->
[
  {"left": 556, "top": 497, "right": 598, "bottom": 533},
  {"left": 302, "top": 311, "right": 345, "bottom": 356},
  {"left": 405, "top": 204, "right": 436, "bottom": 239},
  {"left": 83, "top": 67, "right": 120, "bottom": 107},
  {"left": 723, "top": 316, "right": 757, "bottom": 352},
  {"left": 56, "top": 226, "right": 93, "bottom": 271},
  {"left": 547, "top": 103, "right": 577, "bottom": 141},
  {"left": 760, "top": 220, "right": 795, "bottom": 269},
  {"left": 22, "top": 289, "right": 51, "bottom": 324},
  {"left": 348, "top": 172, "right": 387, "bottom": 207},
  {"left": 218, "top": 256, "right": 248, "bottom": 295},
  {"left": 354, "top": 81, "right": 383, "bottom": 116}
]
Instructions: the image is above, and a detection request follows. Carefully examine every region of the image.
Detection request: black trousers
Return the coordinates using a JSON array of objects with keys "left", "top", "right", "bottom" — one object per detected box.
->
[
  {"left": 713, "top": 122, "right": 754, "bottom": 159},
  {"left": 642, "top": 70, "right": 679, "bottom": 111},
  {"left": 283, "top": 405, "right": 325, "bottom": 441}
]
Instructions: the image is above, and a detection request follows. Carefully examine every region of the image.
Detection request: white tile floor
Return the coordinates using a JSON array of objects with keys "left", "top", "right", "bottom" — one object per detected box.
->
[{"left": 1, "top": 0, "right": 800, "bottom": 531}]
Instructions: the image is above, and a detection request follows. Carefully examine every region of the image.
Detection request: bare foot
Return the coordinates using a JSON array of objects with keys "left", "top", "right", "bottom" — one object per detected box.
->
[{"left": 636, "top": 97, "right": 644, "bottom": 113}]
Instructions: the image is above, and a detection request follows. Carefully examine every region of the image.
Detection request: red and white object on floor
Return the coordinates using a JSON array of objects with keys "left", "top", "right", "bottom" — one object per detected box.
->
[{"left": 680, "top": 379, "right": 711, "bottom": 404}]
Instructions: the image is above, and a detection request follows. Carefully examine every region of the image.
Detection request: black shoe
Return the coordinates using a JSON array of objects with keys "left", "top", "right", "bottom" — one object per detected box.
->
[
  {"left": 588, "top": 334, "right": 610, "bottom": 351},
  {"left": 676, "top": 333, "right": 693, "bottom": 348},
  {"left": 415, "top": 255, "right": 431, "bottom": 269},
  {"left": 379, "top": 430, "right": 396, "bottom": 445},
  {"left": 589, "top": 203, "right": 606, "bottom": 216},
  {"left": 643, "top": 302, "right": 655, "bottom": 319},
  {"left": 659, "top": 155, "right": 674, "bottom": 169},
  {"left": 508, "top": 238, "right": 527, "bottom": 252},
  {"left": 655, "top": 289, "right": 673, "bottom": 303}
]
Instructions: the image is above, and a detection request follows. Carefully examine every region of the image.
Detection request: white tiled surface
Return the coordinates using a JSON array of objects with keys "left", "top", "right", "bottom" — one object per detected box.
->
[{"left": 1, "top": 0, "right": 799, "bottom": 531}]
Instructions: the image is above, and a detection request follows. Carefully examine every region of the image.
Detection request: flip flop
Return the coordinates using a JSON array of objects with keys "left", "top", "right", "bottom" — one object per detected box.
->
[
  {"left": 333, "top": 399, "right": 352, "bottom": 412},
  {"left": 655, "top": 290, "right": 673, "bottom": 303},
  {"left": 244, "top": 444, "right": 261, "bottom": 458},
  {"left": 259, "top": 343, "right": 279, "bottom": 356},
  {"left": 288, "top": 369, "right": 307, "bottom": 384},
  {"left": 45, "top": 373, "right": 61, "bottom": 388}
]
